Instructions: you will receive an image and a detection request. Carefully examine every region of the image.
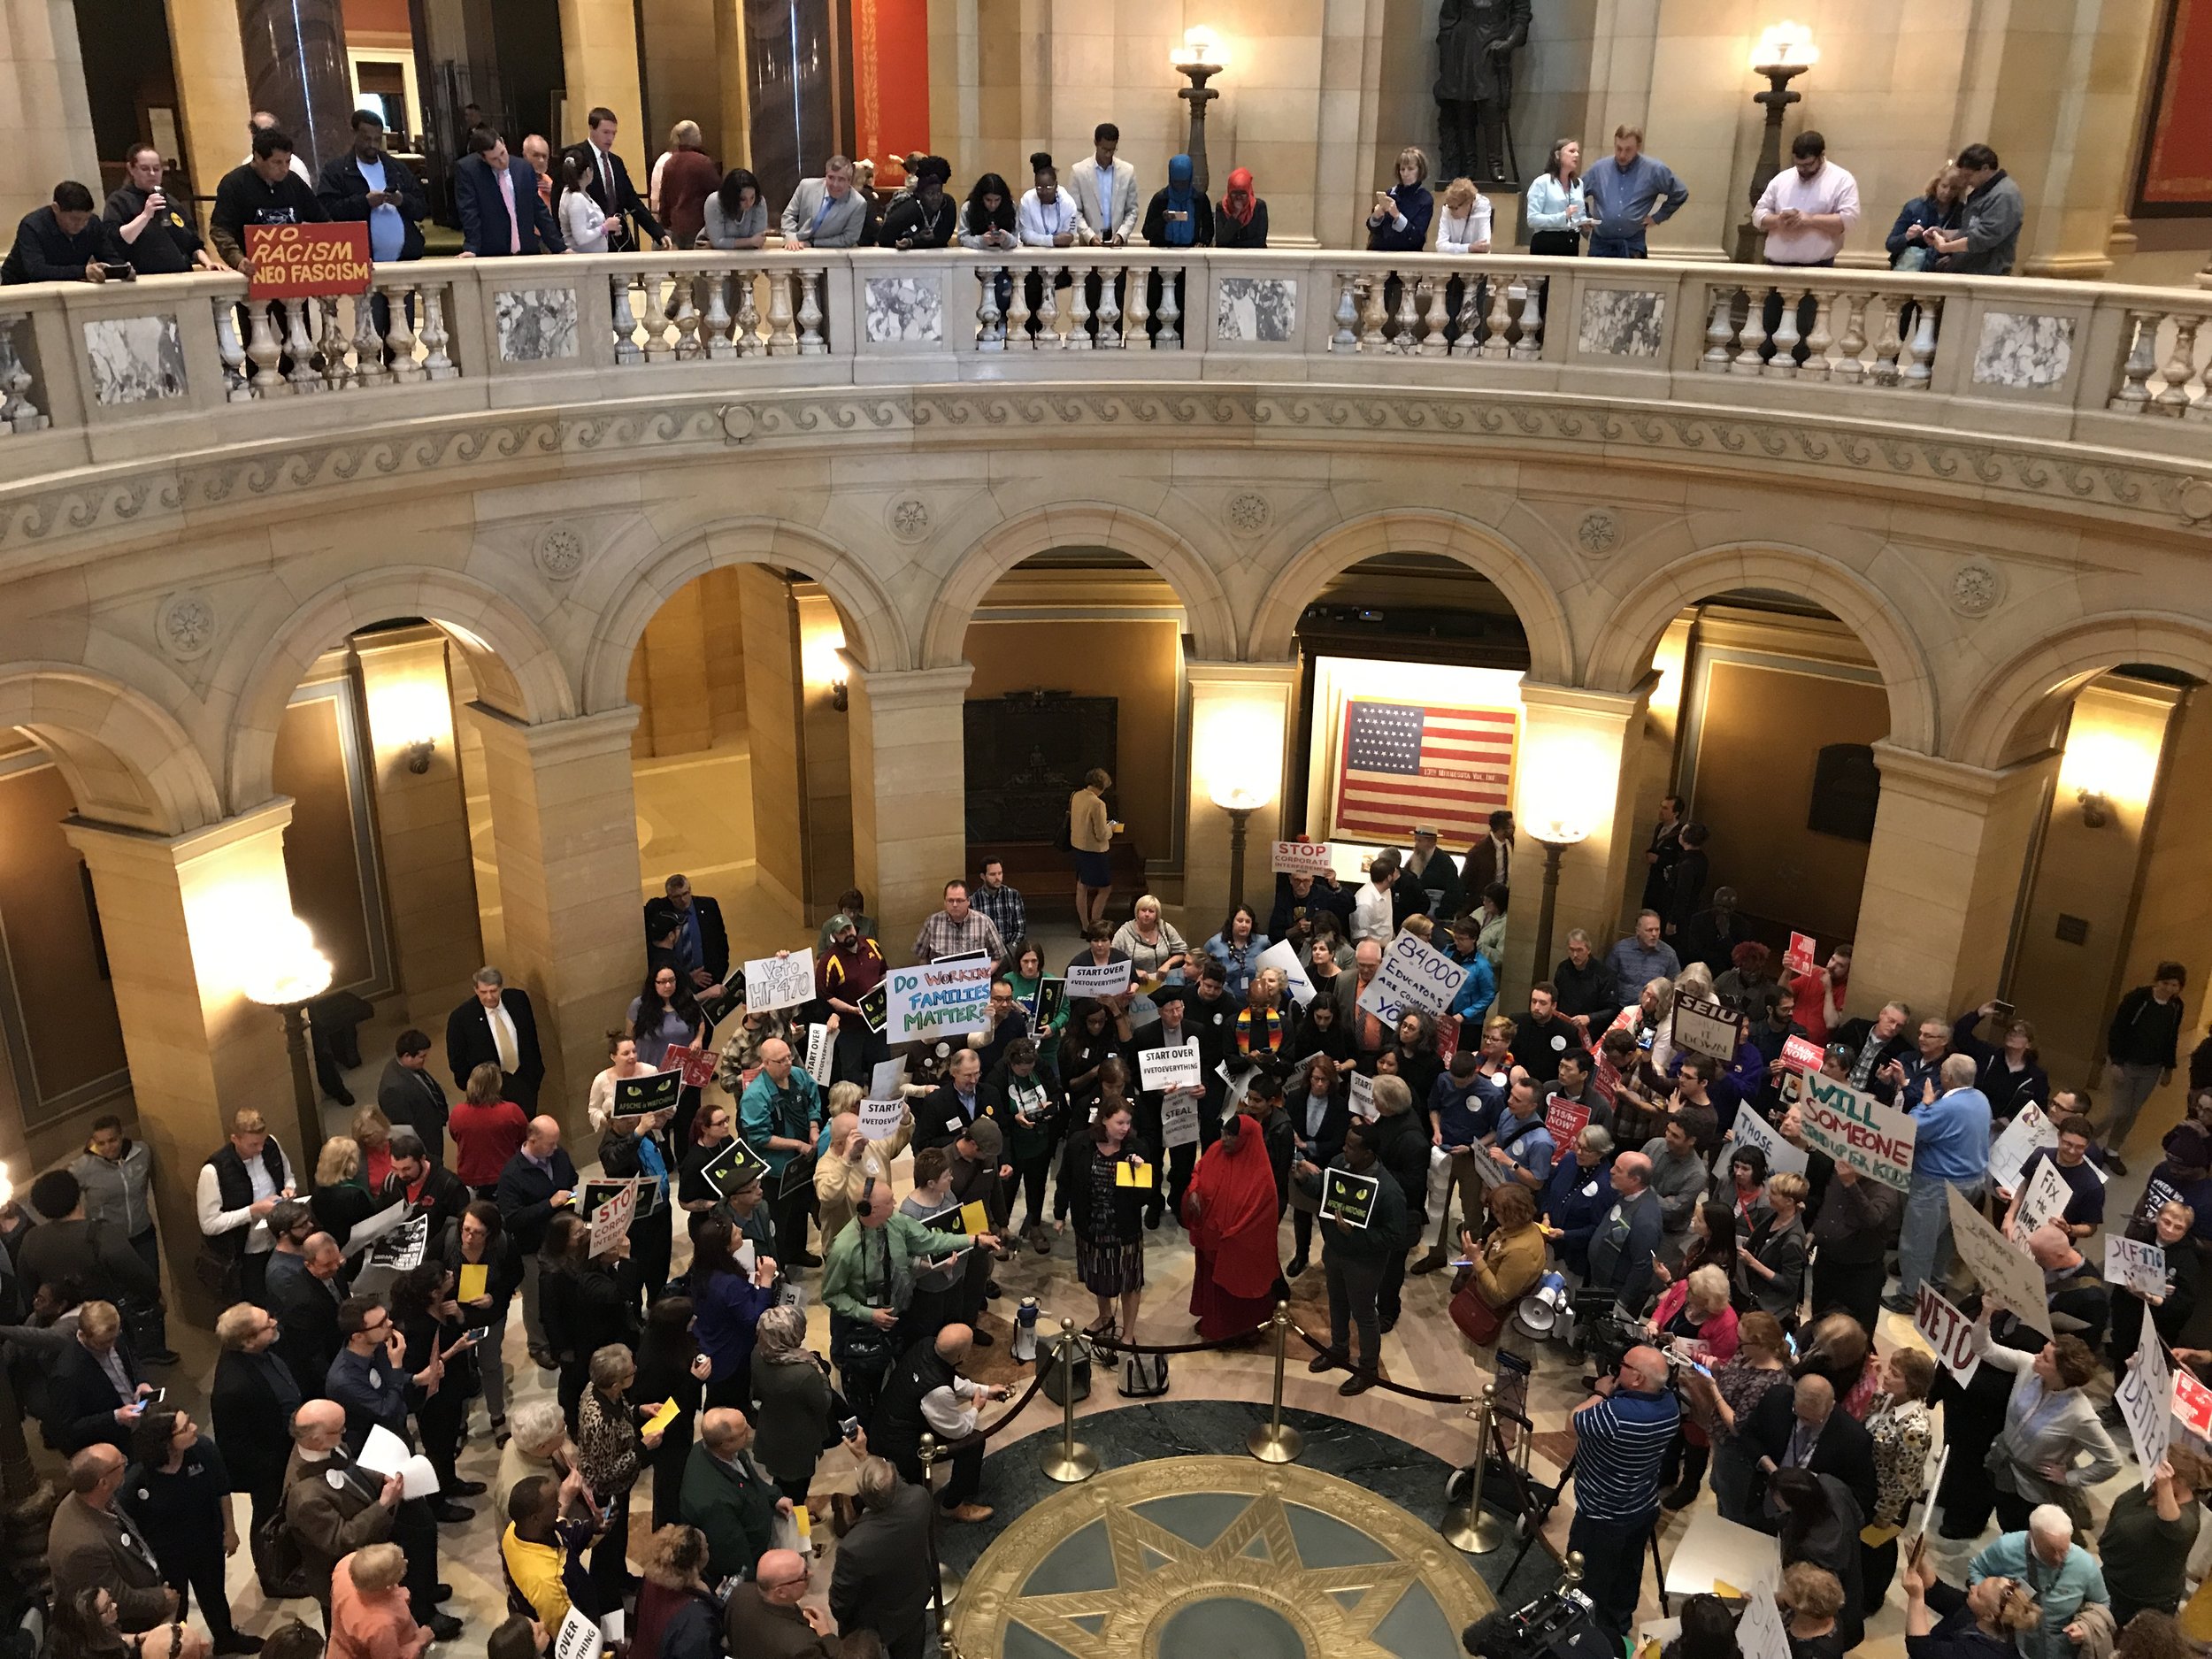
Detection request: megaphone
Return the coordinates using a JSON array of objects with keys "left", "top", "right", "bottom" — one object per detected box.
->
[{"left": 1517, "top": 1271, "right": 1570, "bottom": 1335}]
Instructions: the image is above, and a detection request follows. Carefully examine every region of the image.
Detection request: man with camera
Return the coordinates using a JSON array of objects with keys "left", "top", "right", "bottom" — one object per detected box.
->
[{"left": 1566, "top": 1344, "right": 1678, "bottom": 1640}]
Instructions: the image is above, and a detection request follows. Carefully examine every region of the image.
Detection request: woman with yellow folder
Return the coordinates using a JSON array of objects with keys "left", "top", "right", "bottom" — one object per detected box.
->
[{"left": 1054, "top": 1058, "right": 1152, "bottom": 1341}]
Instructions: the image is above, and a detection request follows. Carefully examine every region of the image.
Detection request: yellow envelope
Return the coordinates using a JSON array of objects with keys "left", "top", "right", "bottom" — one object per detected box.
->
[
  {"left": 1713, "top": 1580, "right": 1744, "bottom": 1601},
  {"left": 458, "top": 1264, "right": 488, "bottom": 1302},
  {"left": 960, "top": 1201, "right": 990, "bottom": 1235},
  {"left": 1860, "top": 1524, "right": 1902, "bottom": 1548},
  {"left": 642, "top": 1398, "right": 681, "bottom": 1438},
  {"left": 1116, "top": 1160, "right": 1155, "bottom": 1189}
]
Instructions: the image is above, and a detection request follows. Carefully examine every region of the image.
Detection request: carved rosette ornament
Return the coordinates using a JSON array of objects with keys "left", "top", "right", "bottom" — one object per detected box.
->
[
  {"left": 157, "top": 590, "right": 216, "bottom": 661},
  {"left": 1578, "top": 510, "right": 1621, "bottom": 557},
  {"left": 1225, "top": 492, "right": 1271, "bottom": 535},
  {"left": 2178, "top": 477, "right": 2212, "bottom": 527},
  {"left": 887, "top": 497, "right": 932, "bottom": 542},
  {"left": 535, "top": 525, "right": 586, "bottom": 580},
  {"left": 1949, "top": 561, "right": 2004, "bottom": 618}
]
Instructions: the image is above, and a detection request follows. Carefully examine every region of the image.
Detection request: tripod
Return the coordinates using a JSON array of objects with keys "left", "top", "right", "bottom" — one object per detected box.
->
[{"left": 1488, "top": 1441, "right": 1669, "bottom": 1618}]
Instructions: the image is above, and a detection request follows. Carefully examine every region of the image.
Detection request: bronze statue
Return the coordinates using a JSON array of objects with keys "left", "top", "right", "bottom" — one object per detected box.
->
[{"left": 1435, "top": 0, "right": 1531, "bottom": 185}]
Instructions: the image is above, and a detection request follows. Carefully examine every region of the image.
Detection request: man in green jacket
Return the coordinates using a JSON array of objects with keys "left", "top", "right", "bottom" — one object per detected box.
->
[
  {"left": 740, "top": 1039, "right": 827, "bottom": 1266},
  {"left": 821, "top": 1182, "right": 999, "bottom": 1426},
  {"left": 680, "top": 1408, "right": 789, "bottom": 1584},
  {"left": 1297, "top": 1120, "right": 1410, "bottom": 1399}
]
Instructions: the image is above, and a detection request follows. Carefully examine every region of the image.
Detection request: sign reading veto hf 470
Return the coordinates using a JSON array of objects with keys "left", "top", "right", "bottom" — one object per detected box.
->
[
  {"left": 1799, "top": 1072, "right": 1916, "bottom": 1192},
  {"left": 245, "top": 222, "right": 373, "bottom": 299}
]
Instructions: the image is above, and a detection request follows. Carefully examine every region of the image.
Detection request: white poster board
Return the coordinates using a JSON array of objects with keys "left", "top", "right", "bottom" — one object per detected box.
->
[
  {"left": 1065, "top": 959, "right": 1133, "bottom": 999},
  {"left": 2116, "top": 1334, "right": 2174, "bottom": 1488},
  {"left": 1255, "top": 940, "right": 1317, "bottom": 1008},
  {"left": 1800, "top": 1073, "right": 1917, "bottom": 1192},
  {"left": 1138, "top": 1041, "right": 1203, "bottom": 1092},
  {"left": 885, "top": 957, "right": 995, "bottom": 1040},
  {"left": 1356, "top": 930, "right": 1468, "bottom": 1023},
  {"left": 2015, "top": 1158, "right": 2073, "bottom": 1238},
  {"left": 1948, "top": 1185, "right": 2055, "bottom": 1338},
  {"left": 1989, "top": 1102, "right": 2059, "bottom": 1194},
  {"left": 553, "top": 1607, "right": 603, "bottom": 1659},
  {"left": 1670, "top": 992, "right": 1741, "bottom": 1063},
  {"left": 1729, "top": 1106, "right": 1809, "bottom": 1176},
  {"left": 2107, "top": 1234, "right": 2169, "bottom": 1298},
  {"left": 588, "top": 1179, "right": 637, "bottom": 1256},
  {"left": 1272, "top": 841, "right": 1334, "bottom": 878},
  {"left": 1663, "top": 1509, "right": 1782, "bottom": 1598},
  {"left": 1160, "top": 1093, "right": 1201, "bottom": 1148},
  {"left": 859, "top": 1097, "right": 906, "bottom": 1141},
  {"left": 1348, "top": 1071, "right": 1377, "bottom": 1121},
  {"left": 869, "top": 1056, "right": 907, "bottom": 1102},
  {"left": 1734, "top": 1587, "right": 1793, "bottom": 1659},
  {"left": 803, "top": 1022, "right": 832, "bottom": 1081},
  {"left": 1912, "top": 1283, "right": 1982, "bottom": 1386},
  {"left": 743, "top": 949, "right": 816, "bottom": 1012}
]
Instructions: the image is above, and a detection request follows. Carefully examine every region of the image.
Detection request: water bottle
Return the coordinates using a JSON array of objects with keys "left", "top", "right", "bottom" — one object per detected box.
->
[{"left": 1014, "top": 1294, "right": 1039, "bottom": 1363}]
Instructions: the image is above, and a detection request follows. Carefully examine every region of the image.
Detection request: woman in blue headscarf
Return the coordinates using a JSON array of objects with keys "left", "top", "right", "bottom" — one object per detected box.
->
[{"left": 1140, "top": 154, "right": 1212, "bottom": 344}]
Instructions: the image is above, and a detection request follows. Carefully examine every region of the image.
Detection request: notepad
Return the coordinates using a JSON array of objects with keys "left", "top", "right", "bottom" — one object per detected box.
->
[
  {"left": 960, "top": 1200, "right": 990, "bottom": 1234},
  {"left": 642, "top": 1397, "right": 681, "bottom": 1438},
  {"left": 1116, "top": 1160, "right": 1155, "bottom": 1189},
  {"left": 457, "top": 1263, "right": 488, "bottom": 1302}
]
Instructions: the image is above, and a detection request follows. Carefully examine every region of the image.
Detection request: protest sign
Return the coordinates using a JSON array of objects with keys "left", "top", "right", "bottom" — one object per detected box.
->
[
  {"left": 1734, "top": 1586, "right": 1792, "bottom": 1659},
  {"left": 886, "top": 957, "right": 995, "bottom": 1041},
  {"left": 614, "top": 1069, "right": 683, "bottom": 1117},
  {"left": 245, "top": 222, "right": 372, "bottom": 298},
  {"left": 1544, "top": 1098, "right": 1591, "bottom": 1147},
  {"left": 1160, "top": 1094, "right": 1201, "bottom": 1148},
  {"left": 363, "top": 1214, "right": 428, "bottom": 1274},
  {"left": 553, "top": 1607, "right": 602, "bottom": 1659},
  {"left": 2015, "top": 1158, "right": 2072, "bottom": 1238},
  {"left": 2116, "top": 1335, "right": 2174, "bottom": 1487},
  {"left": 803, "top": 1023, "right": 831, "bottom": 1081},
  {"left": 1356, "top": 930, "right": 1469, "bottom": 1023},
  {"left": 1670, "top": 992, "right": 1741, "bottom": 1063},
  {"left": 1988, "top": 1102, "right": 2058, "bottom": 1194},
  {"left": 1948, "top": 1186, "right": 2054, "bottom": 1337},
  {"left": 743, "top": 949, "right": 816, "bottom": 1012},
  {"left": 1256, "top": 940, "right": 1317, "bottom": 1008},
  {"left": 1021, "top": 977, "right": 1068, "bottom": 1027},
  {"left": 658, "top": 1047, "right": 718, "bottom": 1090},
  {"left": 1730, "top": 1105, "right": 1809, "bottom": 1176},
  {"left": 1471, "top": 1147, "right": 1512, "bottom": 1189},
  {"left": 2107, "top": 1234, "right": 2169, "bottom": 1298},
  {"left": 587, "top": 1179, "right": 637, "bottom": 1256},
  {"left": 1321, "top": 1168, "right": 1379, "bottom": 1229},
  {"left": 1348, "top": 1071, "right": 1377, "bottom": 1121},
  {"left": 1272, "top": 841, "right": 1334, "bottom": 878},
  {"left": 1065, "top": 959, "right": 1133, "bottom": 999},
  {"left": 1779, "top": 1035, "right": 1826, "bottom": 1073},
  {"left": 2176, "top": 1366, "right": 2212, "bottom": 1443},
  {"left": 1799, "top": 1073, "right": 1916, "bottom": 1192},
  {"left": 869, "top": 1056, "right": 906, "bottom": 1101},
  {"left": 1913, "top": 1284, "right": 1981, "bottom": 1386},
  {"left": 859, "top": 1097, "right": 906, "bottom": 1141},
  {"left": 342, "top": 1201, "right": 410, "bottom": 1259},
  {"left": 703, "top": 1140, "right": 771, "bottom": 1197},
  {"left": 1784, "top": 932, "right": 1818, "bottom": 975},
  {"left": 859, "top": 984, "right": 888, "bottom": 1034},
  {"left": 1139, "top": 1041, "right": 1202, "bottom": 1092}
]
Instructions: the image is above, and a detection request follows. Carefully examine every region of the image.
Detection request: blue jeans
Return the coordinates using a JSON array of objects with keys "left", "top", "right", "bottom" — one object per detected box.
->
[
  {"left": 1899, "top": 1175, "right": 1981, "bottom": 1297},
  {"left": 1588, "top": 234, "right": 1648, "bottom": 258}
]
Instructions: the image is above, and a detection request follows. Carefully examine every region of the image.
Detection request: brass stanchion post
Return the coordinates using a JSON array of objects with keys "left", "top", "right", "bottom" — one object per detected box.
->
[
  {"left": 1561, "top": 1549, "right": 1586, "bottom": 1594},
  {"left": 1041, "top": 1317, "right": 1100, "bottom": 1483},
  {"left": 920, "top": 1432, "right": 964, "bottom": 1610},
  {"left": 1442, "top": 1381, "right": 1508, "bottom": 1554},
  {"left": 1247, "top": 1301, "right": 1303, "bottom": 1463}
]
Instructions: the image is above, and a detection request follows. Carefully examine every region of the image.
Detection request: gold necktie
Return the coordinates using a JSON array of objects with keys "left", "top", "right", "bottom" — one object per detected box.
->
[{"left": 493, "top": 1006, "right": 519, "bottom": 1073}]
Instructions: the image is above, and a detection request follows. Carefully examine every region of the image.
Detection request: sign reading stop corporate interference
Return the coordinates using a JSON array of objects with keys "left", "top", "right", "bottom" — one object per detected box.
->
[
  {"left": 245, "top": 221, "right": 373, "bottom": 298},
  {"left": 1799, "top": 1072, "right": 1916, "bottom": 1192},
  {"left": 885, "top": 957, "right": 995, "bottom": 1041},
  {"left": 1271, "top": 841, "right": 1334, "bottom": 878},
  {"left": 1356, "top": 930, "right": 1468, "bottom": 1024}
]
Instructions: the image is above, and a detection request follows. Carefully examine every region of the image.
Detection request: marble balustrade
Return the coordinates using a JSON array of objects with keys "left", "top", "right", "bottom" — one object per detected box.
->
[{"left": 5, "top": 253, "right": 2212, "bottom": 465}]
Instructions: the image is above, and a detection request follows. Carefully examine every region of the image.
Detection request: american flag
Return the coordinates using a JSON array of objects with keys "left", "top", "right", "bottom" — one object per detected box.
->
[{"left": 1334, "top": 699, "right": 1516, "bottom": 842}]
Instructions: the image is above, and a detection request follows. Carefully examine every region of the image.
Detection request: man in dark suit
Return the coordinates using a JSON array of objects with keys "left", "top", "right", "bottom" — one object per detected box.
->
[
  {"left": 497, "top": 1115, "right": 578, "bottom": 1363},
  {"left": 446, "top": 967, "right": 545, "bottom": 1109},
  {"left": 829, "top": 1455, "right": 933, "bottom": 1659},
  {"left": 314, "top": 110, "right": 426, "bottom": 261},
  {"left": 377, "top": 1028, "right": 449, "bottom": 1164},
  {"left": 267, "top": 1228, "right": 347, "bottom": 1399},
  {"left": 561, "top": 106, "right": 668, "bottom": 251},
  {"left": 1462, "top": 809, "right": 1516, "bottom": 901},
  {"left": 1743, "top": 1372, "right": 1876, "bottom": 1524},
  {"left": 1832, "top": 1002, "right": 1916, "bottom": 1097},
  {"left": 211, "top": 1302, "right": 304, "bottom": 1595},
  {"left": 42, "top": 1299, "right": 152, "bottom": 1455},
  {"left": 454, "top": 130, "right": 564, "bottom": 257},
  {"left": 656, "top": 872, "right": 730, "bottom": 996},
  {"left": 1663, "top": 821, "right": 1711, "bottom": 940}
]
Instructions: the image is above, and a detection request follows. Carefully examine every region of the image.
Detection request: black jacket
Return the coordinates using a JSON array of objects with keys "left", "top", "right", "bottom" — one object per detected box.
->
[
  {"left": 1742, "top": 1384, "right": 1878, "bottom": 1522},
  {"left": 207, "top": 163, "right": 327, "bottom": 268},
  {"left": 1369, "top": 1110, "right": 1432, "bottom": 1233},
  {"left": 1832, "top": 1019, "right": 1915, "bottom": 1102},
  {"left": 1215, "top": 201, "right": 1270, "bottom": 248},
  {"left": 1142, "top": 188, "right": 1215, "bottom": 246},
  {"left": 211, "top": 1347, "right": 303, "bottom": 1492},
  {"left": 103, "top": 185, "right": 205, "bottom": 274},
  {"left": 495, "top": 1146, "right": 580, "bottom": 1253},
  {"left": 266, "top": 1254, "right": 344, "bottom": 1398},
  {"left": 1, "top": 206, "right": 119, "bottom": 284},
  {"left": 1054, "top": 1133, "right": 1155, "bottom": 1236},
  {"left": 649, "top": 895, "right": 730, "bottom": 984},
  {"left": 828, "top": 1477, "right": 934, "bottom": 1652},
  {"left": 878, "top": 193, "right": 956, "bottom": 249},
  {"left": 407, "top": 1164, "right": 472, "bottom": 1244},
  {"left": 1285, "top": 1077, "right": 1351, "bottom": 1171},
  {"left": 42, "top": 1334, "right": 145, "bottom": 1453},
  {"left": 913, "top": 1082, "right": 985, "bottom": 1156},
  {"left": 315, "top": 150, "right": 428, "bottom": 260},
  {"left": 2109, "top": 986, "right": 2186, "bottom": 1070},
  {"left": 377, "top": 1058, "right": 449, "bottom": 1156},
  {"left": 446, "top": 987, "right": 545, "bottom": 1107},
  {"left": 18, "top": 1216, "right": 158, "bottom": 1307},
  {"left": 559, "top": 141, "right": 665, "bottom": 246},
  {"left": 1665, "top": 849, "right": 1712, "bottom": 935}
]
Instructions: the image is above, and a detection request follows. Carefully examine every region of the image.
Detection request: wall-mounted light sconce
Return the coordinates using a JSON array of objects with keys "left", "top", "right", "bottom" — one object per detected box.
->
[
  {"left": 405, "top": 735, "right": 438, "bottom": 774},
  {"left": 2078, "top": 787, "right": 2111, "bottom": 829},
  {"left": 831, "top": 679, "right": 849, "bottom": 713}
]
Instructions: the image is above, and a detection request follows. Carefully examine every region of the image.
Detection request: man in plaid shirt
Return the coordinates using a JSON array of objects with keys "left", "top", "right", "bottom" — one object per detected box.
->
[
  {"left": 912, "top": 879, "right": 1008, "bottom": 964},
  {"left": 970, "top": 857, "right": 1026, "bottom": 951}
]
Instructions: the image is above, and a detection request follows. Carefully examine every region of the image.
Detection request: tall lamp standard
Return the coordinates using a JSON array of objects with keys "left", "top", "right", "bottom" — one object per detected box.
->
[
  {"left": 1526, "top": 817, "right": 1591, "bottom": 986},
  {"left": 1210, "top": 780, "right": 1269, "bottom": 912},
  {"left": 1732, "top": 22, "right": 1818, "bottom": 265},
  {"left": 1170, "top": 27, "right": 1227, "bottom": 196},
  {"left": 243, "top": 915, "right": 336, "bottom": 1167}
]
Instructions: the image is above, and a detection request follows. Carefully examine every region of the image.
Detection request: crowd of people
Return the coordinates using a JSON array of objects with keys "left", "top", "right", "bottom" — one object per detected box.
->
[
  {"left": 7, "top": 775, "right": 2212, "bottom": 1659},
  {"left": 5, "top": 107, "right": 2029, "bottom": 284}
]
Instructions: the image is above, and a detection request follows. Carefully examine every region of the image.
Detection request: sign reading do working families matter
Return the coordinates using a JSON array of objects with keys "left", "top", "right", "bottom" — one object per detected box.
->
[
  {"left": 245, "top": 221, "right": 372, "bottom": 299},
  {"left": 1356, "top": 930, "right": 1468, "bottom": 1024},
  {"left": 1799, "top": 1072, "right": 1916, "bottom": 1192},
  {"left": 885, "top": 956, "right": 995, "bottom": 1041}
]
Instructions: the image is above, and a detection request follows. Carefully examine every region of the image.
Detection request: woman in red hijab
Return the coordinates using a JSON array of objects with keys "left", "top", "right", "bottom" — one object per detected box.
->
[
  {"left": 1183, "top": 1106, "right": 1284, "bottom": 1339},
  {"left": 1217, "top": 167, "right": 1269, "bottom": 249}
]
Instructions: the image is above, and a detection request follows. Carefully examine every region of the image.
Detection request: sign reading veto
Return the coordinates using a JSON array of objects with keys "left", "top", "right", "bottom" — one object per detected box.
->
[
  {"left": 246, "top": 222, "right": 373, "bottom": 299},
  {"left": 1799, "top": 1073, "right": 1916, "bottom": 1192}
]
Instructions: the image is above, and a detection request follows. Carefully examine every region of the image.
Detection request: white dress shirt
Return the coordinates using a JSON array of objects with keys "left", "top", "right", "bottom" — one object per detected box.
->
[
  {"left": 1351, "top": 881, "right": 1395, "bottom": 943},
  {"left": 1753, "top": 160, "right": 1862, "bottom": 265},
  {"left": 196, "top": 1141, "right": 296, "bottom": 1255},
  {"left": 920, "top": 1373, "right": 987, "bottom": 1438}
]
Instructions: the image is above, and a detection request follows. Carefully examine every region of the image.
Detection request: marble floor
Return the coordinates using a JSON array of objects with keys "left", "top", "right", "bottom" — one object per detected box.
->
[{"left": 92, "top": 887, "right": 2195, "bottom": 1657}]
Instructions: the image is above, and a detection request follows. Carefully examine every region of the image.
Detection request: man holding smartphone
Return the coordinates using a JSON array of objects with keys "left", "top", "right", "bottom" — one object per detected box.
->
[
  {"left": 2, "top": 180, "right": 124, "bottom": 284},
  {"left": 105, "top": 145, "right": 224, "bottom": 276}
]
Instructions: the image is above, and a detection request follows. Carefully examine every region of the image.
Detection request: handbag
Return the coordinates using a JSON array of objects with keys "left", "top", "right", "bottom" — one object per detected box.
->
[
  {"left": 1040, "top": 1333, "right": 1093, "bottom": 1406},
  {"left": 1118, "top": 1349, "right": 1170, "bottom": 1399},
  {"left": 1529, "top": 228, "right": 1579, "bottom": 257},
  {"left": 1449, "top": 1266, "right": 1506, "bottom": 1347}
]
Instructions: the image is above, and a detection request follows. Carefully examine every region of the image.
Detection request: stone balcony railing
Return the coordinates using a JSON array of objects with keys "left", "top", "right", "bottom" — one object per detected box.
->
[{"left": 4, "top": 249, "right": 2211, "bottom": 479}]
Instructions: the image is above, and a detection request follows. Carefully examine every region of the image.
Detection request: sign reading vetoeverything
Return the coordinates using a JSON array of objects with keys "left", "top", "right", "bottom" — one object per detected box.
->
[
  {"left": 1799, "top": 1072, "right": 1916, "bottom": 1192},
  {"left": 245, "top": 221, "right": 373, "bottom": 299}
]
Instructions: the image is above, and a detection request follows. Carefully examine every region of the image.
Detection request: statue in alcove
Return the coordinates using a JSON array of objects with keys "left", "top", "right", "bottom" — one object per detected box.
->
[{"left": 1435, "top": 0, "right": 1532, "bottom": 186}]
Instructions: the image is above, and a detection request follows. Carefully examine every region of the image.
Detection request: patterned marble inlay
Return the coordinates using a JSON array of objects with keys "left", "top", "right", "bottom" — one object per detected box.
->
[
  {"left": 495, "top": 288, "right": 578, "bottom": 361},
  {"left": 865, "top": 276, "right": 943, "bottom": 343},
  {"left": 1577, "top": 288, "right": 1666, "bottom": 357},
  {"left": 1217, "top": 277, "right": 1297, "bottom": 342},
  {"left": 1972, "top": 310, "right": 2074, "bottom": 388},
  {"left": 83, "top": 314, "right": 187, "bottom": 405}
]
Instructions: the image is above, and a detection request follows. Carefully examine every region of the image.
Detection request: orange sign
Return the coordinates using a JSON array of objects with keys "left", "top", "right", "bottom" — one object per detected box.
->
[{"left": 245, "top": 222, "right": 373, "bottom": 299}]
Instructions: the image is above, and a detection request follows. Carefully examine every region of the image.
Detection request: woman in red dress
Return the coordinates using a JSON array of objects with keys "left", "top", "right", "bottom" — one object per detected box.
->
[{"left": 1184, "top": 1108, "right": 1285, "bottom": 1340}]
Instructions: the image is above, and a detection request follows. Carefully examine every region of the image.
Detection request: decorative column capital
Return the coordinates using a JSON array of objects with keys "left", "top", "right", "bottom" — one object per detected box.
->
[
  {"left": 465, "top": 703, "right": 641, "bottom": 763},
  {"left": 64, "top": 796, "right": 296, "bottom": 867}
]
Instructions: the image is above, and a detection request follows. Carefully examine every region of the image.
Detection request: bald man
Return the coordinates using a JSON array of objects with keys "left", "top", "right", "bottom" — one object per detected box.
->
[
  {"left": 495, "top": 1111, "right": 577, "bottom": 1360},
  {"left": 815, "top": 1107, "right": 913, "bottom": 1246},
  {"left": 740, "top": 1036, "right": 826, "bottom": 1264},
  {"left": 283, "top": 1398, "right": 458, "bottom": 1639},
  {"left": 680, "top": 1407, "right": 791, "bottom": 1586},
  {"left": 1566, "top": 1344, "right": 1679, "bottom": 1640},
  {"left": 51, "top": 1444, "right": 177, "bottom": 1631},
  {"left": 725, "top": 1546, "right": 833, "bottom": 1656},
  {"left": 1746, "top": 1369, "right": 1876, "bottom": 1523}
]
